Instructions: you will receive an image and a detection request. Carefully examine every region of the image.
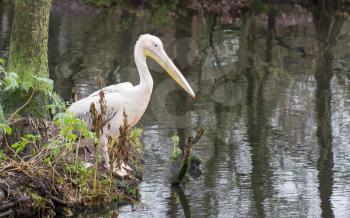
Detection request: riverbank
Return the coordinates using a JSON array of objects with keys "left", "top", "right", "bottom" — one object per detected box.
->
[{"left": 0, "top": 116, "right": 143, "bottom": 217}]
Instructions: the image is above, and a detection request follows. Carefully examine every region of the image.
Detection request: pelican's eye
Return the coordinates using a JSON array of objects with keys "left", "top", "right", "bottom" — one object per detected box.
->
[{"left": 154, "top": 43, "right": 158, "bottom": 47}]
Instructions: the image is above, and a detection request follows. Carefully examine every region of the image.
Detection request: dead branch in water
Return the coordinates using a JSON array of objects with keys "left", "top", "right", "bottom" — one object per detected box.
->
[{"left": 171, "top": 128, "right": 204, "bottom": 186}]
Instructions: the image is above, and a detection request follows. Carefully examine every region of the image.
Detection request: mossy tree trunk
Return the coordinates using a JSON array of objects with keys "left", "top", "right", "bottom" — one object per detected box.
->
[{"left": 1, "top": 0, "right": 52, "bottom": 118}]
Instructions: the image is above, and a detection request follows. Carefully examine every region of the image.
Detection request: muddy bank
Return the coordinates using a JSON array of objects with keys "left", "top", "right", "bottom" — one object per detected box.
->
[{"left": 0, "top": 117, "right": 143, "bottom": 217}]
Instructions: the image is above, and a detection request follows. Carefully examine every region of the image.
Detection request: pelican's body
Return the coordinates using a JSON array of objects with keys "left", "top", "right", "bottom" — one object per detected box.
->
[{"left": 68, "top": 34, "right": 195, "bottom": 170}]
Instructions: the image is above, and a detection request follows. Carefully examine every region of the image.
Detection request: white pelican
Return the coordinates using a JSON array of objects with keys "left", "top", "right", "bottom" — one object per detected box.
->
[{"left": 67, "top": 34, "right": 195, "bottom": 170}]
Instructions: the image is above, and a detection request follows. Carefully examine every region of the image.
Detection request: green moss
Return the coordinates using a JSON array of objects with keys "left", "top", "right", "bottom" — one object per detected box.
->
[
  {"left": 1, "top": 90, "right": 49, "bottom": 118},
  {"left": 125, "top": 185, "right": 137, "bottom": 196},
  {"left": 30, "top": 191, "right": 47, "bottom": 209},
  {"left": 2, "top": 0, "right": 52, "bottom": 118},
  {"left": 9, "top": 0, "right": 51, "bottom": 78}
]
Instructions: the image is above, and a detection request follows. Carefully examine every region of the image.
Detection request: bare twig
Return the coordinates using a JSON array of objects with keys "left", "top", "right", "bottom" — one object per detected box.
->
[
  {"left": 7, "top": 89, "right": 35, "bottom": 122},
  {"left": 0, "top": 201, "right": 15, "bottom": 211},
  {"left": 0, "top": 181, "right": 10, "bottom": 200},
  {"left": 0, "top": 209, "right": 13, "bottom": 217},
  {"left": 71, "top": 88, "right": 78, "bottom": 103},
  {"left": 50, "top": 195, "right": 74, "bottom": 207}
]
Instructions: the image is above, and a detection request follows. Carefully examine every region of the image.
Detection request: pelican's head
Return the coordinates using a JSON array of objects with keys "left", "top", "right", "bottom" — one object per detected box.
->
[{"left": 138, "top": 34, "right": 196, "bottom": 99}]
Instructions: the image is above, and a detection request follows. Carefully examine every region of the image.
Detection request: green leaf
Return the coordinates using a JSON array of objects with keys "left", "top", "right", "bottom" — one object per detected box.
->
[
  {"left": 5, "top": 125, "right": 12, "bottom": 135},
  {"left": 10, "top": 134, "right": 41, "bottom": 153},
  {"left": 3, "top": 72, "right": 19, "bottom": 91},
  {"left": 0, "top": 57, "right": 5, "bottom": 65},
  {"left": 0, "top": 149, "right": 4, "bottom": 159},
  {"left": 171, "top": 135, "right": 180, "bottom": 146},
  {"left": 11, "top": 141, "right": 28, "bottom": 153},
  {"left": 44, "top": 157, "right": 51, "bottom": 164},
  {"left": 45, "top": 92, "right": 65, "bottom": 114},
  {"left": 0, "top": 123, "right": 12, "bottom": 135},
  {"left": 21, "top": 81, "right": 32, "bottom": 92},
  {"left": 25, "top": 134, "right": 41, "bottom": 142},
  {"left": 170, "top": 135, "right": 181, "bottom": 159},
  {"left": 33, "top": 76, "right": 53, "bottom": 89}
]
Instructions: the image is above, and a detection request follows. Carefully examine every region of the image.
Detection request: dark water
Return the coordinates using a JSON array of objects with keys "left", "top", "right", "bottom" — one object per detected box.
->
[{"left": 2, "top": 2, "right": 350, "bottom": 217}]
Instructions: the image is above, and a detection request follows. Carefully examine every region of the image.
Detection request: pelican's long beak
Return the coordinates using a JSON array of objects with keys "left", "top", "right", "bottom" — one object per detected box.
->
[{"left": 145, "top": 48, "right": 196, "bottom": 99}]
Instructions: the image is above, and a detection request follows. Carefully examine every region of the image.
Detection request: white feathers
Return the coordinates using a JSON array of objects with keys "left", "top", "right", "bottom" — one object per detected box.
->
[{"left": 67, "top": 34, "right": 195, "bottom": 171}]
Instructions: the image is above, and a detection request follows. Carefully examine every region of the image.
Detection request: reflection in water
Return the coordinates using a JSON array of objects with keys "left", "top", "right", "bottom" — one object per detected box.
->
[
  {"left": 244, "top": 15, "right": 270, "bottom": 218},
  {"left": 315, "top": 45, "right": 334, "bottom": 218},
  {"left": 2, "top": 2, "right": 350, "bottom": 217},
  {"left": 167, "top": 186, "right": 191, "bottom": 218},
  {"left": 173, "top": 15, "right": 193, "bottom": 150},
  {"left": 312, "top": 3, "right": 345, "bottom": 217}
]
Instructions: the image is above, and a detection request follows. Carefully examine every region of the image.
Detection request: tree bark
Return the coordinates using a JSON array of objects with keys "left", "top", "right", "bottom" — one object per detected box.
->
[{"left": 1, "top": 0, "right": 52, "bottom": 118}]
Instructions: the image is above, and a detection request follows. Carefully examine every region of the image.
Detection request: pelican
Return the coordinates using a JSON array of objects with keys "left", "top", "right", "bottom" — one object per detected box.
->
[{"left": 67, "top": 34, "right": 195, "bottom": 170}]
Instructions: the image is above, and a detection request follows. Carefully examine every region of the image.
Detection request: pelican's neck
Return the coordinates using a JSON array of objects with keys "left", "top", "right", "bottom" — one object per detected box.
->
[{"left": 134, "top": 41, "right": 153, "bottom": 93}]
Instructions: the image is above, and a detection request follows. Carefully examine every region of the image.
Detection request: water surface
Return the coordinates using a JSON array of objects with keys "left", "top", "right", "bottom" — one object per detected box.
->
[{"left": 2, "top": 3, "right": 350, "bottom": 217}]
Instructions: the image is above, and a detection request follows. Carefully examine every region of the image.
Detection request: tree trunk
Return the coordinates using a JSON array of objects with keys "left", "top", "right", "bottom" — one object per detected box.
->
[{"left": 1, "top": 0, "right": 52, "bottom": 118}]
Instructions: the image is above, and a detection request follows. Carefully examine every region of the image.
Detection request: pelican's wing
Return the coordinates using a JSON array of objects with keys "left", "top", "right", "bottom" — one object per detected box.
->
[
  {"left": 67, "top": 92, "right": 125, "bottom": 131},
  {"left": 89, "top": 82, "right": 133, "bottom": 97}
]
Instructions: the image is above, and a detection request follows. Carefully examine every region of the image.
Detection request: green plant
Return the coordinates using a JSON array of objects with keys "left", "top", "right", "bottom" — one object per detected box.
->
[
  {"left": 130, "top": 128, "right": 143, "bottom": 151},
  {"left": 1, "top": 71, "right": 19, "bottom": 91},
  {"left": 0, "top": 149, "right": 4, "bottom": 160},
  {"left": 0, "top": 64, "right": 144, "bottom": 210},
  {"left": 0, "top": 122, "right": 12, "bottom": 135},
  {"left": 11, "top": 134, "right": 41, "bottom": 153},
  {"left": 30, "top": 191, "right": 47, "bottom": 209},
  {"left": 63, "top": 160, "right": 92, "bottom": 199},
  {"left": 54, "top": 112, "right": 96, "bottom": 149},
  {"left": 0, "top": 71, "right": 66, "bottom": 121},
  {"left": 0, "top": 102, "right": 11, "bottom": 135},
  {"left": 170, "top": 135, "right": 181, "bottom": 159}
]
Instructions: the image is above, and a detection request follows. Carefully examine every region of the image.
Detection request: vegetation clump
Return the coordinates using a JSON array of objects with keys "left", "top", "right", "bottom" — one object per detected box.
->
[{"left": 0, "top": 71, "right": 143, "bottom": 217}]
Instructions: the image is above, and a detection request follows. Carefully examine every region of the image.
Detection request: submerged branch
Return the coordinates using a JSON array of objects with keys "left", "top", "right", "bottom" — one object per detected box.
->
[{"left": 171, "top": 128, "right": 204, "bottom": 186}]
